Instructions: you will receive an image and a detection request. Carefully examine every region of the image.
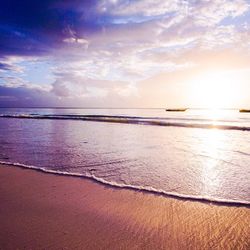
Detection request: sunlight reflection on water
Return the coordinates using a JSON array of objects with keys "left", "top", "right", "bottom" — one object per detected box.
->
[{"left": 0, "top": 108, "right": 249, "bottom": 204}]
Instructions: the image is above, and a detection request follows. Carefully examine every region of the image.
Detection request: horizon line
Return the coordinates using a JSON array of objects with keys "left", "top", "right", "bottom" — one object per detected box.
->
[{"left": 0, "top": 106, "right": 242, "bottom": 110}]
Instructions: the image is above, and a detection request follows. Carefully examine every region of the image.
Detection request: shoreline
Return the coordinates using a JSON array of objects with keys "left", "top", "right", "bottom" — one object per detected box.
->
[
  {"left": 1, "top": 161, "right": 249, "bottom": 207},
  {"left": 0, "top": 164, "right": 249, "bottom": 249}
]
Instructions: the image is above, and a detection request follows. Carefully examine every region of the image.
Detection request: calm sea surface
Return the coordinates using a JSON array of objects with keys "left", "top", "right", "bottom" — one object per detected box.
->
[{"left": 0, "top": 108, "right": 250, "bottom": 204}]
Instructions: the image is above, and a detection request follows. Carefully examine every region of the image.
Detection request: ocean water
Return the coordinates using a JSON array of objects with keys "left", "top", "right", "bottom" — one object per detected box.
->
[{"left": 0, "top": 108, "right": 250, "bottom": 205}]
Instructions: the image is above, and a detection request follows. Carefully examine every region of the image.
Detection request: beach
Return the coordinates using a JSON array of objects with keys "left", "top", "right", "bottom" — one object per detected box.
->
[
  {"left": 2, "top": 0, "right": 250, "bottom": 249},
  {"left": 0, "top": 164, "right": 249, "bottom": 250}
]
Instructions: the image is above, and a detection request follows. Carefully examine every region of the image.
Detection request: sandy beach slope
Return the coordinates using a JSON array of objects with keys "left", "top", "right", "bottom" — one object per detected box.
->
[{"left": 0, "top": 164, "right": 249, "bottom": 249}]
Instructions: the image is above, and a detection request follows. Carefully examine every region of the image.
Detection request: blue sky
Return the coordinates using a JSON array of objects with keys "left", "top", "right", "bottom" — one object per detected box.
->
[{"left": 0, "top": 0, "right": 250, "bottom": 108}]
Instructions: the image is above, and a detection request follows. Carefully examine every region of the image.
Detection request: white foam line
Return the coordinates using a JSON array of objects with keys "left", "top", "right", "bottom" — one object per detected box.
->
[{"left": 1, "top": 161, "right": 249, "bottom": 207}]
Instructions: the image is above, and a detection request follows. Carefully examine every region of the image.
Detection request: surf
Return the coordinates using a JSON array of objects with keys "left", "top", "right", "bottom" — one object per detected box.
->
[
  {"left": 1, "top": 161, "right": 249, "bottom": 207},
  {"left": 1, "top": 114, "right": 250, "bottom": 132}
]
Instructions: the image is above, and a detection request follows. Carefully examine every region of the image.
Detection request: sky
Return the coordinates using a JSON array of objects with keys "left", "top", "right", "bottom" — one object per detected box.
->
[{"left": 0, "top": 0, "right": 250, "bottom": 108}]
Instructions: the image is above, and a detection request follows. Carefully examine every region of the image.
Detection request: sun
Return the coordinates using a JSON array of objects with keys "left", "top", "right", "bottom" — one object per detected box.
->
[{"left": 188, "top": 71, "right": 239, "bottom": 109}]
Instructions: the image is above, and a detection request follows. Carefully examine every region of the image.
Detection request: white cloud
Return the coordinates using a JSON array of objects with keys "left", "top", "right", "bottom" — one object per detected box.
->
[
  {"left": 63, "top": 37, "right": 89, "bottom": 46},
  {"left": 98, "top": 0, "right": 184, "bottom": 17},
  {"left": 190, "top": 0, "right": 249, "bottom": 26},
  {"left": 2, "top": 0, "right": 250, "bottom": 106}
]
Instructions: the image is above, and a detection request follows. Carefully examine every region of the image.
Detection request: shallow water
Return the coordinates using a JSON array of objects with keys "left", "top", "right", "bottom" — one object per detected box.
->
[{"left": 0, "top": 108, "right": 249, "bottom": 204}]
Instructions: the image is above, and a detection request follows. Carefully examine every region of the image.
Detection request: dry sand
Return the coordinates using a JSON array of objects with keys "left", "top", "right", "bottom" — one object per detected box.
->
[{"left": 0, "top": 164, "right": 249, "bottom": 250}]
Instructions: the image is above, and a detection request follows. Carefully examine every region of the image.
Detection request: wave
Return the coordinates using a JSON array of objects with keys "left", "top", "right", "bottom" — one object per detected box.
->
[
  {"left": 0, "top": 161, "right": 249, "bottom": 207},
  {"left": 1, "top": 114, "right": 250, "bottom": 131}
]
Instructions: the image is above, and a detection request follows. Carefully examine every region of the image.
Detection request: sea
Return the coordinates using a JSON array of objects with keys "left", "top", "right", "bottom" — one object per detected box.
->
[{"left": 0, "top": 108, "right": 249, "bottom": 205}]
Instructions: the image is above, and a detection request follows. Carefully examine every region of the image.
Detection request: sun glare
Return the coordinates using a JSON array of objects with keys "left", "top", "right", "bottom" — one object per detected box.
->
[{"left": 189, "top": 71, "right": 240, "bottom": 110}]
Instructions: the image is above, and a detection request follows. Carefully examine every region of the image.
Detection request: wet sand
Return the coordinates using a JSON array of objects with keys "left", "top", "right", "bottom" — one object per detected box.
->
[{"left": 0, "top": 164, "right": 249, "bottom": 250}]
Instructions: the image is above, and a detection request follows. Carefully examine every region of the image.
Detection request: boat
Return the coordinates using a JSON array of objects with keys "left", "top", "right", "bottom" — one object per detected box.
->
[
  {"left": 165, "top": 108, "right": 187, "bottom": 112},
  {"left": 239, "top": 109, "right": 250, "bottom": 113}
]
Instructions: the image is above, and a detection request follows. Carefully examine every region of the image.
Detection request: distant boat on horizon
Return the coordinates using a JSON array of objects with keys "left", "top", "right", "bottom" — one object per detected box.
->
[
  {"left": 166, "top": 108, "right": 187, "bottom": 112},
  {"left": 239, "top": 109, "right": 250, "bottom": 113}
]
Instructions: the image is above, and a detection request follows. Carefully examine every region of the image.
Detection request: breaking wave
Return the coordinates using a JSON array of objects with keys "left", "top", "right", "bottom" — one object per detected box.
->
[
  {"left": 1, "top": 114, "right": 250, "bottom": 131},
  {"left": 1, "top": 161, "right": 249, "bottom": 207}
]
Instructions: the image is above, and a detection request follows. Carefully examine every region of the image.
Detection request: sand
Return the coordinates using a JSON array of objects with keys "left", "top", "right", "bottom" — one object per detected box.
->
[{"left": 0, "top": 164, "right": 249, "bottom": 250}]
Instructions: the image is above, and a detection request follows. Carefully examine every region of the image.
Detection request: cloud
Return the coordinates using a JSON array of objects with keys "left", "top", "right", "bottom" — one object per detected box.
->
[
  {"left": 191, "top": 0, "right": 249, "bottom": 26},
  {"left": 0, "top": 62, "right": 12, "bottom": 71},
  {"left": 50, "top": 70, "right": 134, "bottom": 99},
  {"left": 0, "top": 85, "right": 56, "bottom": 107},
  {"left": 97, "top": 0, "right": 185, "bottom": 18},
  {"left": 0, "top": 1, "right": 99, "bottom": 56},
  {"left": 51, "top": 81, "right": 71, "bottom": 97},
  {"left": 0, "top": 0, "right": 250, "bottom": 107}
]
